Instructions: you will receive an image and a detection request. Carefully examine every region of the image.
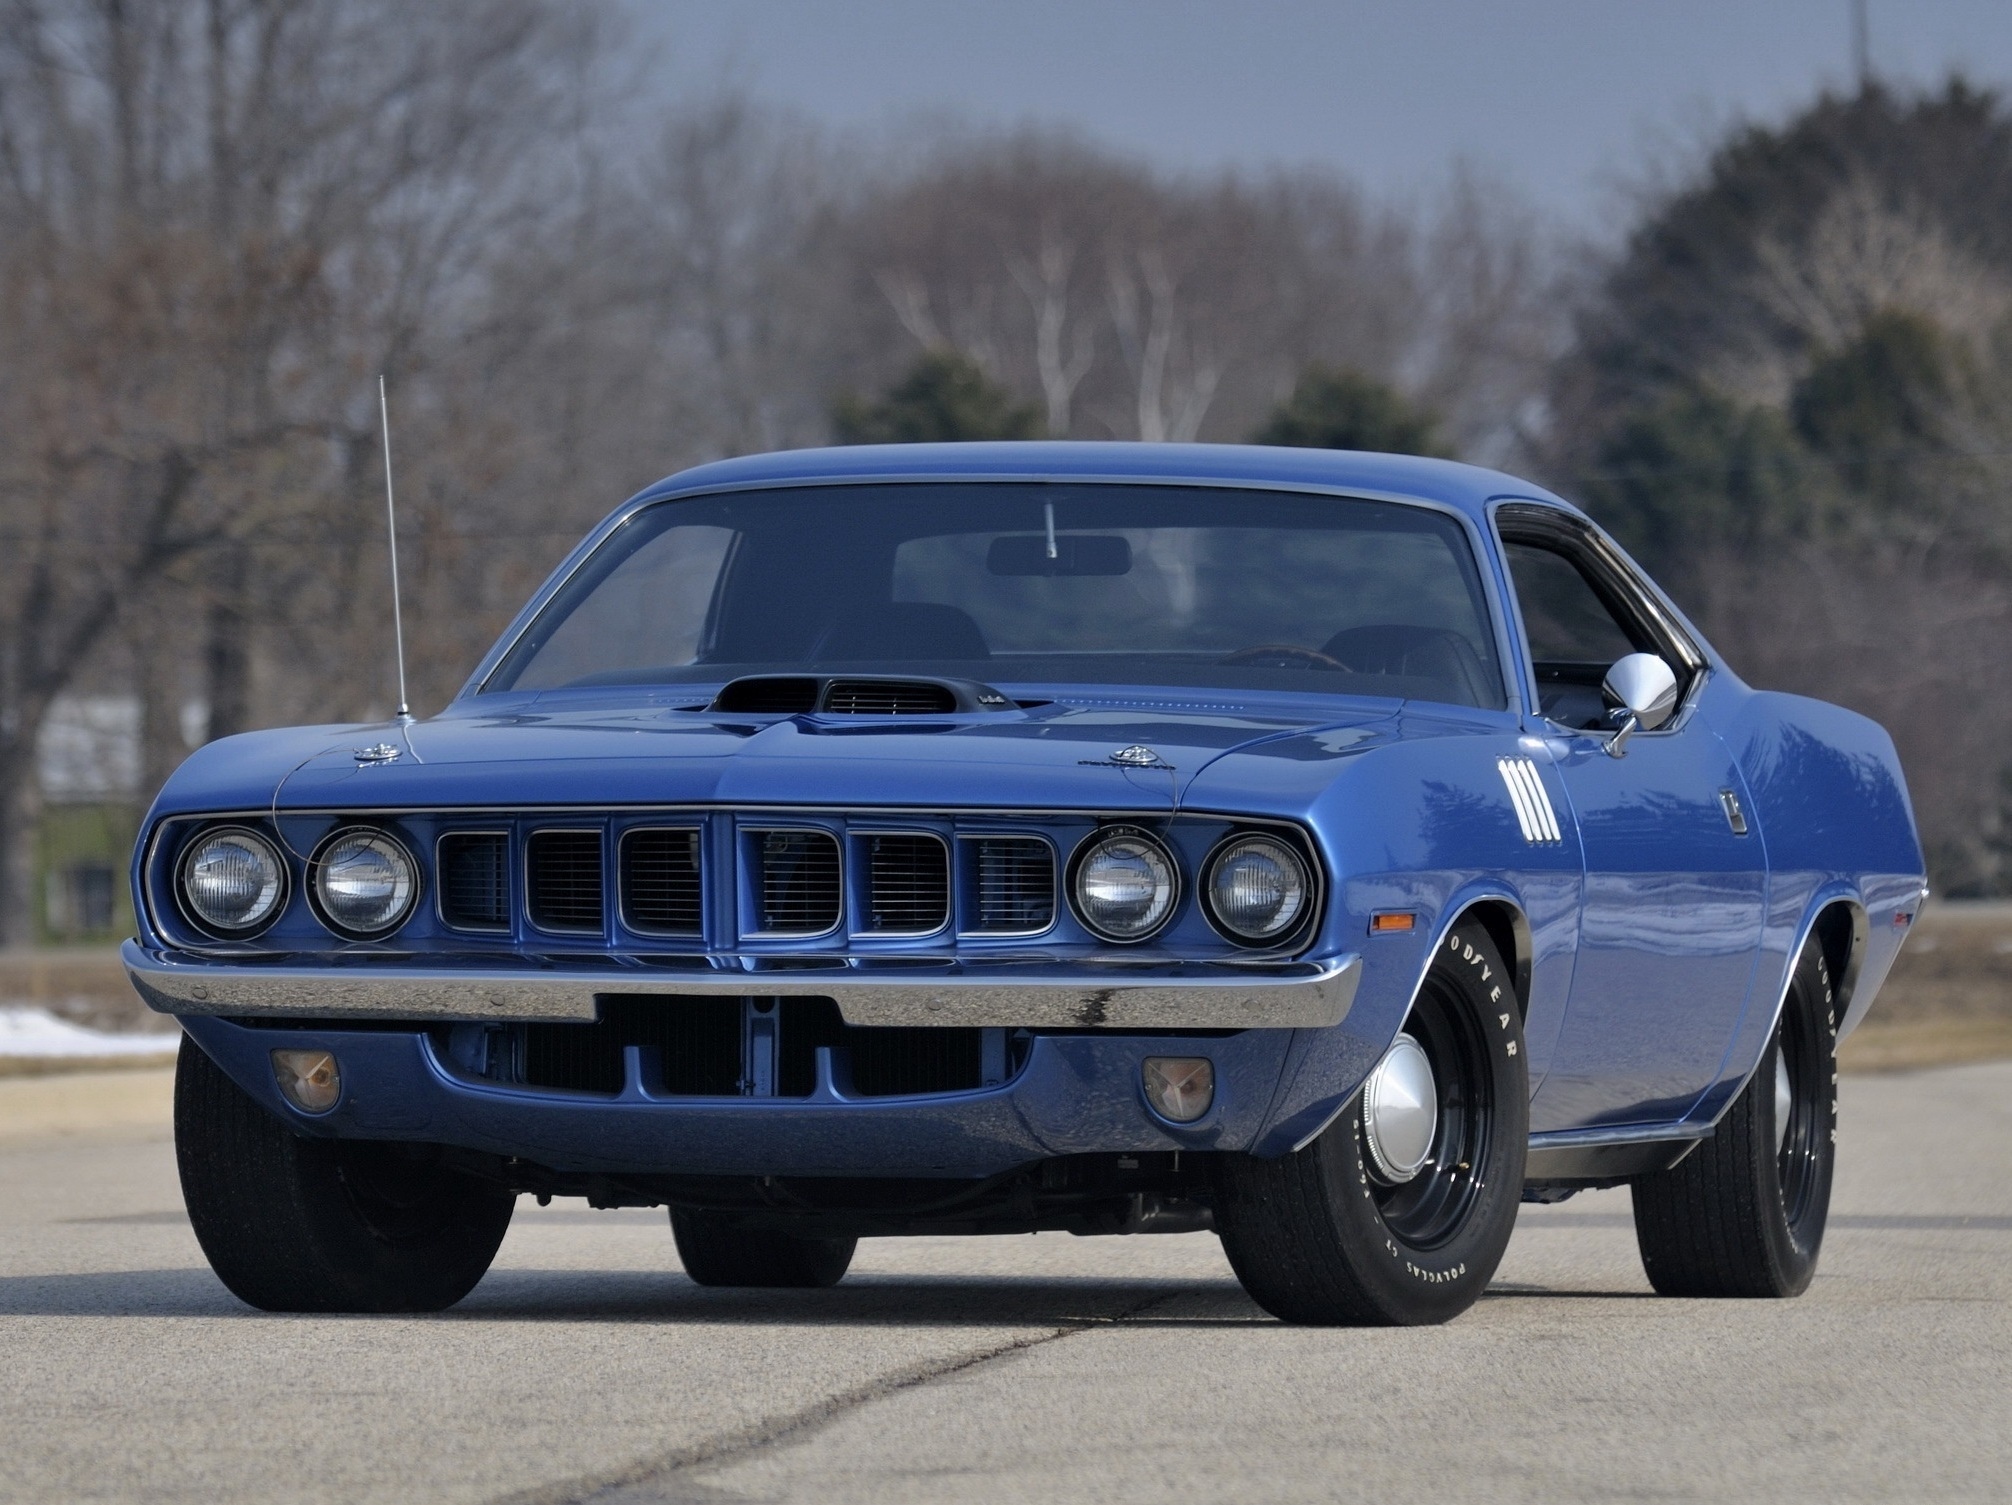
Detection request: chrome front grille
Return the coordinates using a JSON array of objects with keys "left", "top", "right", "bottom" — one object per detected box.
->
[
  {"left": 526, "top": 830, "right": 605, "bottom": 933},
  {"left": 969, "top": 836, "right": 1056, "bottom": 933},
  {"left": 864, "top": 834, "right": 950, "bottom": 933},
  {"left": 439, "top": 832, "right": 509, "bottom": 931},
  {"left": 430, "top": 816, "right": 1061, "bottom": 943},
  {"left": 620, "top": 827, "right": 702, "bottom": 935},
  {"left": 754, "top": 830, "right": 843, "bottom": 934}
]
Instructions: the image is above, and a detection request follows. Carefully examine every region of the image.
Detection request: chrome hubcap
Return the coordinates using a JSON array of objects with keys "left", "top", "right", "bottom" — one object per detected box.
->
[
  {"left": 1774, "top": 1049, "right": 1793, "bottom": 1157},
  {"left": 1363, "top": 1032, "right": 1437, "bottom": 1183}
]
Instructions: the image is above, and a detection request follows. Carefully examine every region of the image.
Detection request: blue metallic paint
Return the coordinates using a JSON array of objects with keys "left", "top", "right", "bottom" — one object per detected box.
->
[{"left": 130, "top": 443, "right": 1927, "bottom": 1176}]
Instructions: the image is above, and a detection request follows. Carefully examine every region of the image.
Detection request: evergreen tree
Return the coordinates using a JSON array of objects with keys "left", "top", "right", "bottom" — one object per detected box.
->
[
  {"left": 832, "top": 351, "right": 1039, "bottom": 443},
  {"left": 1249, "top": 367, "right": 1449, "bottom": 456}
]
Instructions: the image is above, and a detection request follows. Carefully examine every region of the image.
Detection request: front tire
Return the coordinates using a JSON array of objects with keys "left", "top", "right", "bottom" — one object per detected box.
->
[
  {"left": 1631, "top": 941, "right": 1837, "bottom": 1297},
  {"left": 1214, "top": 921, "right": 1529, "bottom": 1325},
  {"left": 670, "top": 1209, "right": 856, "bottom": 1288},
  {"left": 176, "top": 1038, "right": 515, "bottom": 1312}
]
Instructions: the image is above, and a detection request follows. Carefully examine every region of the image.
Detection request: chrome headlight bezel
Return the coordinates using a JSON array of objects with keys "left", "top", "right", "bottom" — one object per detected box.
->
[
  {"left": 308, "top": 826, "right": 420, "bottom": 939},
  {"left": 1201, "top": 830, "right": 1318, "bottom": 948},
  {"left": 1068, "top": 824, "right": 1182, "bottom": 944},
  {"left": 175, "top": 824, "right": 290, "bottom": 939}
]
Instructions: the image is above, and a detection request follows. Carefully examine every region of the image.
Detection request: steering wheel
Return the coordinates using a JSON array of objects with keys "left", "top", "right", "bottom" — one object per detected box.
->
[{"left": 1218, "top": 643, "right": 1353, "bottom": 672}]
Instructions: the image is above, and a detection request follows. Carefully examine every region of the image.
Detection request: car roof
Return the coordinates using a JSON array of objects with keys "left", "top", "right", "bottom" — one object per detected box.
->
[{"left": 631, "top": 441, "right": 1584, "bottom": 528}]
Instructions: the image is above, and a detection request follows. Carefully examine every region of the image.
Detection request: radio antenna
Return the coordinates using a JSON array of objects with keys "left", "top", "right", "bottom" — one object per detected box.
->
[{"left": 378, "top": 374, "right": 412, "bottom": 723}]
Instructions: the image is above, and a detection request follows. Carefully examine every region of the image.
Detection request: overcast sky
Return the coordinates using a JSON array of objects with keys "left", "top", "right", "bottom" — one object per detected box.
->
[{"left": 637, "top": 0, "right": 2012, "bottom": 231}]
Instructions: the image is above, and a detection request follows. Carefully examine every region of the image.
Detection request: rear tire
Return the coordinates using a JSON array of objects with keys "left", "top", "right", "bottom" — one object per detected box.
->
[
  {"left": 669, "top": 1209, "right": 856, "bottom": 1288},
  {"left": 1631, "top": 941, "right": 1837, "bottom": 1297},
  {"left": 1214, "top": 921, "right": 1529, "bottom": 1325},
  {"left": 175, "top": 1037, "right": 515, "bottom": 1312}
]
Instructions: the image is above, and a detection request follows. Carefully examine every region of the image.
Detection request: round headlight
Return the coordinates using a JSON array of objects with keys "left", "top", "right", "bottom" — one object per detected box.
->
[
  {"left": 312, "top": 828, "right": 417, "bottom": 937},
  {"left": 1072, "top": 827, "right": 1179, "bottom": 942},
  {"left": 1205, "top": 834, "right": 1312, "bottom": 944},
  {"left": 179, "top": 827, "right": 287, "bottom": 936}
]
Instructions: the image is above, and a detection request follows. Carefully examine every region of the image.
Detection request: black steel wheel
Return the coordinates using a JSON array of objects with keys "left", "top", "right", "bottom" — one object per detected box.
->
[
  {"left": 1632, "top": 940, "right": 1838, "bottom": 1297},
  {"left": 1214, "top": 920, "right": 1529, "bottom": 1325},
  {"left": 176, "top": 1038, "right": 515, "bottom": 1312},
  {"left": 670, "top": 1209, "right": 856, "bottom": 1288}
]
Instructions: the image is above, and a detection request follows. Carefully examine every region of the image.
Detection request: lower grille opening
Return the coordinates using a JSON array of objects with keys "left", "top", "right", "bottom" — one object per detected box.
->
[
  {"left": 778, "top": 999, "right": 993, "bottom": 1097},
  {"left": 520, "top": 996, "right": 741, "bottom": 1096},
  {"left": 494, "top": 996, "right": 1020, "bottom": 1100}
]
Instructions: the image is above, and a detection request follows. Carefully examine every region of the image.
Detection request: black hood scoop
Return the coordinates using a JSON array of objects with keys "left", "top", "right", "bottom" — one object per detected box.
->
[{"left": 709, "top": 675, "right": 1018, "bottom": 716}]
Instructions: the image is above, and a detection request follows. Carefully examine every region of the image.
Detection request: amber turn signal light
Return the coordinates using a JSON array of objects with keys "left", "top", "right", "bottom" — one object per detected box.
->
[
  {"left": 271, "top": 1049, "right": 341, "bottom": 1114},
  {"left": 1369, "top": 912, "right": 1417, "bottom": 934},
  {"left": 1141, "top": 1057, "right": 1214, "bottom": 1123}
]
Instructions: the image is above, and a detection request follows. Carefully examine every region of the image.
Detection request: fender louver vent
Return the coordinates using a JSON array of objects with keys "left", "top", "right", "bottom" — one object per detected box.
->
[
  {"left": 822, "top": 679, "right": 958, "bottom": 715},
  {"left": 711, "top": 677, "right": 819, "bottom": 714},
  {"left": 755, "top": 830, "right": 842, "bottom": 933},
  {"left": 620, "top": 828, "right": 703, "bottom": 935},
  {"left": 865, "top": 834, "right": 950, "bottom": 932}
]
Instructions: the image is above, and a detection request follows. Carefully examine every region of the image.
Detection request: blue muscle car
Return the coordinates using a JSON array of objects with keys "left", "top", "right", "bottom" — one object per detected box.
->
[{"left": 129, "top": 443, "right": 1925, "bottom": 1324}]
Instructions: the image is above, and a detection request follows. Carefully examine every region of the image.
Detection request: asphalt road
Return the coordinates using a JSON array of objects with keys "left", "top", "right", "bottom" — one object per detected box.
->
[{"left": 1, "top": 1062, "right": 2007, "bottom": 1504}]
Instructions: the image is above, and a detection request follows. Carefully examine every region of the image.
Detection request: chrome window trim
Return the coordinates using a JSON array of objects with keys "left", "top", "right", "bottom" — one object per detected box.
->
[
  {"left": 1490, "top": 500, "right": 1710, "bottom": 737},
  {"left": 848, "top": 828, "right": 953, "bottom": 940},
  {"left": 740, "top": 824, "right": 845, "bottom": 941},
  {"left": 954, "top": 831, "right": 1061, "bottom": 940},
  {"left": 521, "top": 825, "right": 609, "bottom": 938},
  {"left": 615, "top": 823, "right": 706, "bottom": 939},
  {"left": 433, "top": 829, "right": 513, "bottom": 935}
]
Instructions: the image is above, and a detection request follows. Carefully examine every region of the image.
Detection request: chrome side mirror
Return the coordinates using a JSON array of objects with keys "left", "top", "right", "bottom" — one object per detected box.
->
[{"left": 1601, "top": 652, "right": 1679, "bottom": 757}]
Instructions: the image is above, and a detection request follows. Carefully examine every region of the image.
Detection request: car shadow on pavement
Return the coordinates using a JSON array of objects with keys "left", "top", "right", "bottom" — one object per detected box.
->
[
  {"left": 0, "top": 1266, "right": 1691, "bottom": 1321},
  {"left": 0, "top": 1266, "right": 1273, "bottom": 1325}
]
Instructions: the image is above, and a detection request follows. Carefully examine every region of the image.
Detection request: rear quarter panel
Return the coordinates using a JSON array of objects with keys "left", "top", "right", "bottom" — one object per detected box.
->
[{"left": 1703, "top": 686, "right": 1926, "bottom": 1121}]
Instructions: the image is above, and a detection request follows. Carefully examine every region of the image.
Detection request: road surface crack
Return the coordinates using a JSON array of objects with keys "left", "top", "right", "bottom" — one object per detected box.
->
[{"left": 492, "top": 1289, "right": 1180, "bottom": 1505}]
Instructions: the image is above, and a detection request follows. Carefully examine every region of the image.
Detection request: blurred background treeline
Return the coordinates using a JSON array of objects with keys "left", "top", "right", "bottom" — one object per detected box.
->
[{"left": 3, "top": 0, "right": 2012, "bottom": 949}]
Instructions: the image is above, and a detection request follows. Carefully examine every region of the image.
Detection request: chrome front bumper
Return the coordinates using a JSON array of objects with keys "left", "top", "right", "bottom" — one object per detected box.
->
[{"left": 122, "top": 941, "right": 1360, "bottom": 1030}]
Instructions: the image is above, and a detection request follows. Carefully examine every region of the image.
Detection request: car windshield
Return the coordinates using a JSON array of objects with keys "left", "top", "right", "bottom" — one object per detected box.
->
[{"left": 484, "top": 483, "right": 1505, "bottom": 708}]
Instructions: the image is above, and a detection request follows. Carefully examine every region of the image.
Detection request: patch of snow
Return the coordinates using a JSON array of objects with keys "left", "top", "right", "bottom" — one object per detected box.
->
[{"left": 0, "top": 1006, "right": 178, "bottom": 1058}]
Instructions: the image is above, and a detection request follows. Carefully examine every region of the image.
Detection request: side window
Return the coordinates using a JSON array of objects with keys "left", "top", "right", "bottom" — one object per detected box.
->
[
  {"left": 1503, "top": 543, "right": 1637, "bottom": 665},
  {"left": 1503, "top": 541, "right": 1645, "bottom": 730}
]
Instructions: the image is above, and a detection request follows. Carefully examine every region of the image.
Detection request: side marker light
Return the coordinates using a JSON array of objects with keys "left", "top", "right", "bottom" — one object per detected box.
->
[
  {"left": 1369, "top": 912, "right": 1417, "bottom": 934},
  {"left": 272, "top": 1049, "right": 341, "bottom": 1114},
  {"left": 1142, "top": 1057, "right": 1214, "bottom": 1123}
]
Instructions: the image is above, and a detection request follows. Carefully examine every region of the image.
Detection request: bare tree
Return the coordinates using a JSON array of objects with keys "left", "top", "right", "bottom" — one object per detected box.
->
[{"left": 0, "top": 0, "right": 596, "bottom": 940}]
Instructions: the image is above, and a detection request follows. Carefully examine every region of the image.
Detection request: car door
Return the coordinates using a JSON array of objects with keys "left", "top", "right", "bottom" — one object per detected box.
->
[{"left": 1497, "top": 507, "right": 1767, "bottom": 1132}]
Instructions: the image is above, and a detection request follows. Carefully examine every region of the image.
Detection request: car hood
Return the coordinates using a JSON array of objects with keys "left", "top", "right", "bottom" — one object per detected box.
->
[{"left": 150, "top": 696, "right": 1418, "bottom": 820}]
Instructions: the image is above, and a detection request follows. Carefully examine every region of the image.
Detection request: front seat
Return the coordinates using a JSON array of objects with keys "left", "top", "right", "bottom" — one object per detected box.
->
[
  {"left": 1321, "top": 624, "right": 1494, "bottom": 708},
  {"left": 813, "top": 602, "right": 991, "bottom": 661}
]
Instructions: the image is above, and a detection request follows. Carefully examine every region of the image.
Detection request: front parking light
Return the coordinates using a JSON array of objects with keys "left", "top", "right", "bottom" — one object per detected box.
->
[
  {"left": 272, "top": 1049, "right": 341, "bottom": 1113},
  {"left": 1142, "top": 1057, "right": 1214, "bottom": 1123}
]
